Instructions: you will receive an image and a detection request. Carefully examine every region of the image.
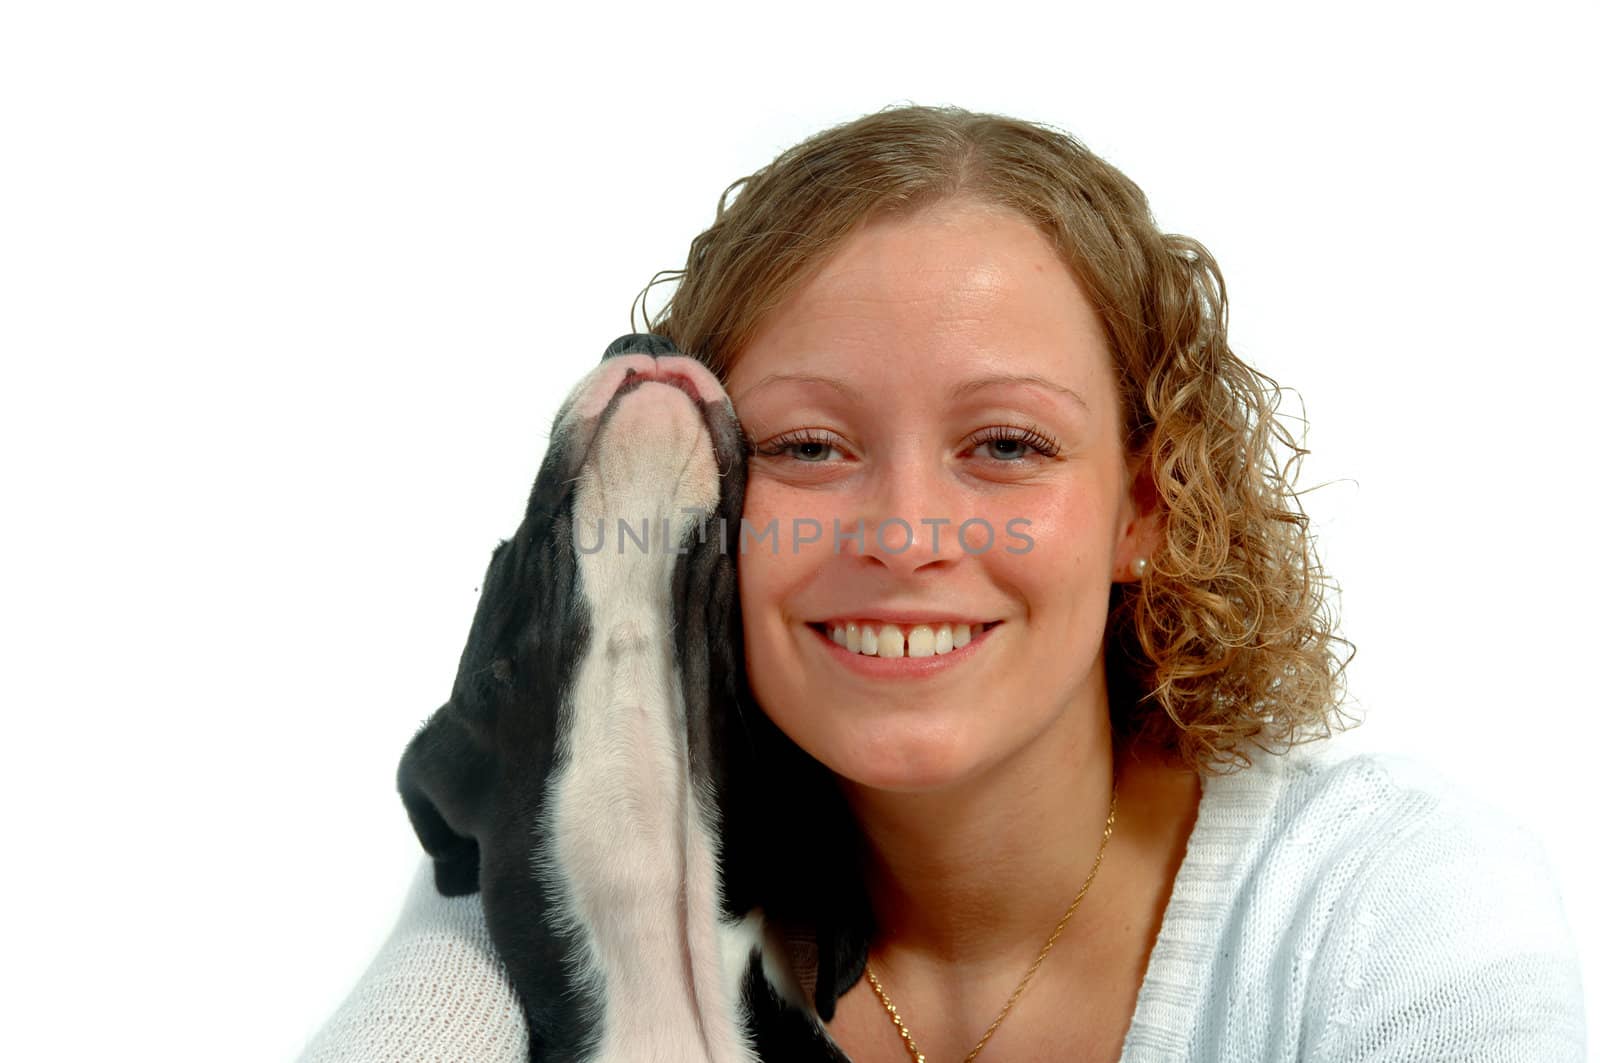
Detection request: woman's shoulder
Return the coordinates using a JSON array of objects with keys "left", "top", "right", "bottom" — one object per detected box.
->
[
  {"left": 297, "top": 858, "right": 528, "bottom": 1062},
  {"left": 1203, "top": 740, "right": 1581, "bottom": 980},
  {"left": 1275, "top": 744, "right": 1586, "bottom": 1058},
  {"left": 1198, "top": 740, "right": 1558, "bottom": 881},
  {"left": 1122, "top": 742, "right": 1587, "bottom": 1061}
]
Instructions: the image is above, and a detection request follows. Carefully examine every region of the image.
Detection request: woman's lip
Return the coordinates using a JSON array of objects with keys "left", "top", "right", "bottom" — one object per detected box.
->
[
  {"left": 804, "top": 621, "right": 1001, "bottom": 679},
  {"left": 810, "top": 617, "right": 996, "bottom": 629}
]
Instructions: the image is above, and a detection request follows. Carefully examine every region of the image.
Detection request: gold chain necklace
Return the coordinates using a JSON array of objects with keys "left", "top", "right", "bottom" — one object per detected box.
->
[{"left": 862, "top": 781, "right": 1118, "bottom": 1063}]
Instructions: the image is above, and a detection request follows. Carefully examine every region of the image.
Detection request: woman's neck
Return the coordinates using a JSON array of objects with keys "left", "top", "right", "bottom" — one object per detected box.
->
[{"left": 836, "top": 702, "right": 1123, "bottom": 976}]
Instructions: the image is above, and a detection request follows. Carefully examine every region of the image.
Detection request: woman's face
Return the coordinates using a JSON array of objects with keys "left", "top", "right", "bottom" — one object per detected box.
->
[{"left": 725, "top": 197, "right": 1156, "bottom": 794}]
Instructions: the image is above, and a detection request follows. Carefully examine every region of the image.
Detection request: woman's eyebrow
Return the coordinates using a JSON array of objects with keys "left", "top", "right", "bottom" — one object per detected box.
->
[
  {"left": 733, "top": 371, "right": 1088, "bottom": 413},
  {"left": 949, "top": 373, "right": 1089, "bottom": 413},
  {"left": 732, "top": 373, "right": 864, "bottom": 405}
]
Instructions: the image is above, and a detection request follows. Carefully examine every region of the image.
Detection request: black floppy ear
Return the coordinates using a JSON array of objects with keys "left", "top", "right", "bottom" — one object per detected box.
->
[
  {"left": 396, "top": 708, "right": 495, "bottom": 897},
  {"left": 801, "top": 778, "right": 874, "bottom": 1021},
  {"left": 394, "top": 540, "right": 514, "bottom": 899},
  {"left": 735, "top": 701, "right": 876, "bottom": 1022},
  {"left": 812, "top": 911, "right": 871, "bottom": 1023}
]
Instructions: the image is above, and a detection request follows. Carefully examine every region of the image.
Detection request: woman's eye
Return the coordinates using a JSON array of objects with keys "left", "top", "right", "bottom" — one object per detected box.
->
[
  {"left": 754, "top": 424, "right": 1061, "bottom": 466},
  {"left": 981, "top": 439, "right": 1027, "bottom": 461},
  {"left": 970, "top": 424, "right": 1062, "bottom": 462},
  {"left": 755, "top": 430, "right": 845, "bottom": 463},
  {"left": 788, "top": 442, "right": 835, "bottom": 462}
]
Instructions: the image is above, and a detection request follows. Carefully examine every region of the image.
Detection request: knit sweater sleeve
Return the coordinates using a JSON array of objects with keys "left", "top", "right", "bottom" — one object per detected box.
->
[
  {"left": 1302, "top": 780, "right": 1587, "bottom": 1062},
  {"left": 297, "top": 857, "right": 529, "bottom": 1063}
]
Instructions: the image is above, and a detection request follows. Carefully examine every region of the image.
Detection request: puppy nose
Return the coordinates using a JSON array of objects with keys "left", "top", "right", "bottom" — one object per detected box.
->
[
  {"left": 602, "top": 333, "right": 681, "bottom": 360},
  {"left": 596, "top": 335, "right": 727, "bottom": 407}
]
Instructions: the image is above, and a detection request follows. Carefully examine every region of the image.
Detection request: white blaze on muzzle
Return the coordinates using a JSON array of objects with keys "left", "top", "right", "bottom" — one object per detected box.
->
[{"left": 545, "top": 349, "right": 757, "bottom": 1063}]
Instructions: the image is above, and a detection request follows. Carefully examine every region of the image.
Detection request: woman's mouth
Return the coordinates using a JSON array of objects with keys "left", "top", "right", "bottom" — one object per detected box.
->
[
  {"left": 804, "top": 619, "right": 1002, "bottom": 677},
  {"left": 808, "top": 619, "right": 999, "bottom": 657}
]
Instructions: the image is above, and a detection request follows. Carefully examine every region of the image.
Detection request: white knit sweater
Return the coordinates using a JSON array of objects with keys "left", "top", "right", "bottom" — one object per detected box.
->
[{"left": 297, "top": 744, "right": 1587, "bottom": 1061}]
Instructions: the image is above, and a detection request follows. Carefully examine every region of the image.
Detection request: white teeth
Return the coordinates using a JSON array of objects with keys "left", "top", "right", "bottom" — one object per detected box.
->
[{"left": 822, "top": 620, "right": 988, "bottom": 658}]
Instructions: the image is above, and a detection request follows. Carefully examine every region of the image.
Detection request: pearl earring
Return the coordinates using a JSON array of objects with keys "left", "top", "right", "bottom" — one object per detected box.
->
[{"left": 1132, "top": 557, "right": 1149, "bottom": 580}]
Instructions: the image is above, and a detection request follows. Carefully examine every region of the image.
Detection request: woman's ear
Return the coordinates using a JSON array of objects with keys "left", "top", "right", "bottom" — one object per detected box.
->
[{"left": 1113, "top": 451, "right": 1164, "bottom": 583}]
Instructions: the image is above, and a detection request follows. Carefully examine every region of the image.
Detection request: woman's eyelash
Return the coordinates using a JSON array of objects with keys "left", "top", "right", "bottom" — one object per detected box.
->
[
  {"left": 754, "top": 429, "right": 843, "bottom": 461},
  {"left": 754, "top": 424, "right": 1062, "bottom": 462},
  {"left": 970, "top": 423, "right": 1062, "bottom": 459}
]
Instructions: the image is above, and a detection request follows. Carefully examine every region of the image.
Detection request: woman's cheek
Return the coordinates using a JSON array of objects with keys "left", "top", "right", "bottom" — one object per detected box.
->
[
  {"left": 966, "top": 485, "right": 1107, "bottom": 612},
  {"left": 739, "top": 474, "right": 847, "bottom": 563},
  {"left": 735, "top": 478, "right": 777, "bottom": 615},
  {"left": 736, "top": 476, "right": 820, "bottom": 621}
]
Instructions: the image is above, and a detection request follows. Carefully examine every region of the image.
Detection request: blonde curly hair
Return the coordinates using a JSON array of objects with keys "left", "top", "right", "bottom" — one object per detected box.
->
[{"left": 635, "top": 103, "right": 1355, "bottom": 775}]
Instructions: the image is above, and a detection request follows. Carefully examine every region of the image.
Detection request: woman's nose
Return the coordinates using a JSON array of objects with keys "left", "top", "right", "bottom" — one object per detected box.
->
[{"left": 847, "top": 451, "right": 967, "bottom": 574}]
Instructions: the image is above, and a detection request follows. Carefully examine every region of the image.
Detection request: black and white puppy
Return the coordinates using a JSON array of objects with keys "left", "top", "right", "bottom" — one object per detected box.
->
[{"left": 397, "top": 335, "right": 871, "bottom": 1062}]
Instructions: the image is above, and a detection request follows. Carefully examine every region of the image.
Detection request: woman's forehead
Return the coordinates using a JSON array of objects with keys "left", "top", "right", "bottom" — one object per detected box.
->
[
  {"left": 728, "top": 276, "right": 1113, "bottom": 421},
  {"left": 727, "top": 200, "right": 1110, "bottom": 393}
]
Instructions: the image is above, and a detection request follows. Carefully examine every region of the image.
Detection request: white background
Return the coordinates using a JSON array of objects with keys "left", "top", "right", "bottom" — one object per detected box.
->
[{"left": 3, "top": 1, "right": 1595, "bottom": 1058}]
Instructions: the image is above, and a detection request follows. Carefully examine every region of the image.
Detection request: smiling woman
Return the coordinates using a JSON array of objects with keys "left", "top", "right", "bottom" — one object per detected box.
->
[
  {"left": 635, "top": 105, "right": 1586, "bottom": 1061},
  {"left": 297, "top": 105, "right": 1586, "bottom": 1063}
]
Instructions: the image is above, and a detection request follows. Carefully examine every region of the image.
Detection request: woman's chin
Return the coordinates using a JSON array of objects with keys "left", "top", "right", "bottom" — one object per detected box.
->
[{"left": 819, "top": 731, "right": 995, "bottom": 796}]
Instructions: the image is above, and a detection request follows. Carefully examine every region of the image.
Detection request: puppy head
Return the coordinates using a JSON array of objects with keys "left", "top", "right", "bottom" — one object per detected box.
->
[
  {"left": 431, "top": 333, "right": 867, "bottom": 1022},
  {"left": 445, "top": 334, "right": 744, "bottom": 763}
]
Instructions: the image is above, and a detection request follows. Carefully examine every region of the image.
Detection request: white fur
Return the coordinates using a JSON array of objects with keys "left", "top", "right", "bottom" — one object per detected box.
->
[{"left": 538, "top": 380, "right": 758, "bottom": 1063}]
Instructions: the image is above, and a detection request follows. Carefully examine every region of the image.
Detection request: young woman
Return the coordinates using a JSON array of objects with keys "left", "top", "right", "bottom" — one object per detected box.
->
[{"left": 300, "top": 105, "right": 1584, "bottom": 1062}]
